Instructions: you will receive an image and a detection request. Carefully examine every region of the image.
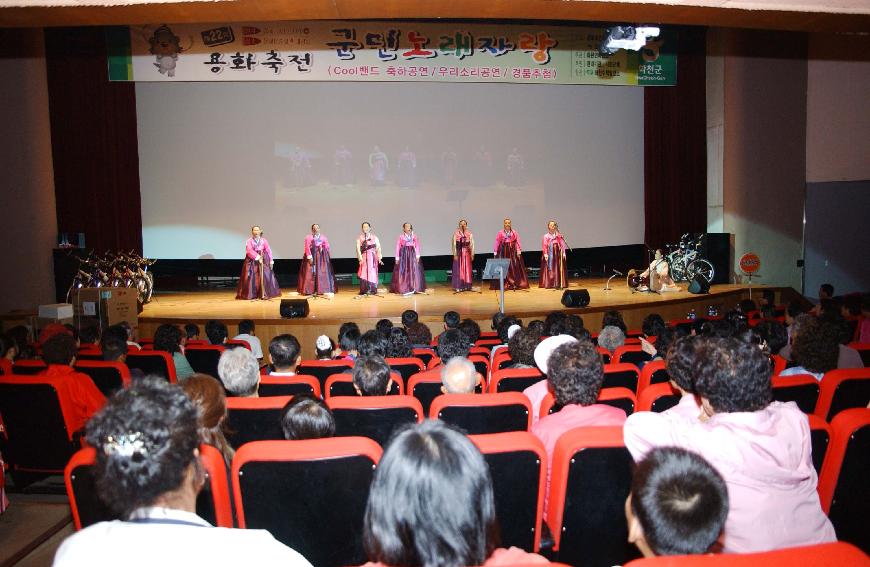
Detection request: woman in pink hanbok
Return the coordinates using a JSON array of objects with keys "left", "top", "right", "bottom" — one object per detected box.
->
[
  {"left": 452, "top": 219, "right": 474, "bottom": 292},
  {"left": 540, "top": 221, "right": 568, "bottom": 289},
  {"left": 236, "top": 226, "right": 281, "bottom": 300},
  {"left": 356, "top": 222, "right": 383, "bottom": 295},
  {"left": 298, "top": 223, "right": 337, "bottom": 297},
  {"left": 390, "top": 223, "right": 426, "bottom": 295},
  {"left": 491, "top": 218, "right": 529, "bottom": 290}
]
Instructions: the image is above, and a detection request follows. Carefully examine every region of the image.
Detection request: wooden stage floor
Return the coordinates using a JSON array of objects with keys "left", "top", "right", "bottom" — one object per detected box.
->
[{"left": 138, "top": 280, "right": 778, "bottom": 358}]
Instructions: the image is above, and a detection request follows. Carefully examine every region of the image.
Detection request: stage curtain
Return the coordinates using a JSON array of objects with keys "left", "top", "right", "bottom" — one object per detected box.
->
[
  {"left": 44, "top": 27, "right": 143, "bottom": 252},
  {"left": 643, "top": 27, "right": 707, "bottom": 249}
]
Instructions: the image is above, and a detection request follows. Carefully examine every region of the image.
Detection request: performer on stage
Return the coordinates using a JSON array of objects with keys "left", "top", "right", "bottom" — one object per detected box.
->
[
  {"left": 492, "top": 218, "right": 529, "bottom": 290},
  {"left": 297, "top": 223, "right": 337, "bottom": 297},
  {"left": 236, "top": 226, "right": 281, "bottom": 300},
  {"left": 540, "top": 221, "right": 568, "bottom": 289},
  {"left": 640, "top": 249, "right": 680, "bottom": 293},
  {"left": 390, "top": 223, "right": 426, "bottom": 295},
  {"left": 357, "top": 222, "right": 383, "bottom": 295},
  {"left": 452, "top": 219, "right": 474, "bottom": 292},
  {"left": 369, "top": 146, "right": 388, "bottom": 186}
]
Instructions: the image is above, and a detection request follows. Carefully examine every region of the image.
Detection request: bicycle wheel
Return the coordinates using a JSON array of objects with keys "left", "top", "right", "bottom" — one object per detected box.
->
[
  {"left": 687, "top": 259, "right": 715, "bottom": 283},
  {"left": 136, "top": 275, "right": 154, "bottom": 304},
  {"left": 670, "top": 259, "right": 688, "bottom": 282}
]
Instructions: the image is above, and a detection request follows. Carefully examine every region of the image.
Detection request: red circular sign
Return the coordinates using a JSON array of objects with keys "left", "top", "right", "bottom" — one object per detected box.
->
[{"left": 739, "top": 253, "right": 761, "bottom": 274}]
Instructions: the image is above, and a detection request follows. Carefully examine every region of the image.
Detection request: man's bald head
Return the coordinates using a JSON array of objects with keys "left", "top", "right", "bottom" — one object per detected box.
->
[{"left": 440, "top": 357, "right": 478, "bottom": 394}]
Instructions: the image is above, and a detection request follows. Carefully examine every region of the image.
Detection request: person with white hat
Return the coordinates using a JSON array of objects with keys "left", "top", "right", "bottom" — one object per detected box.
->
[{"left": 522, "top": 334, "right": 578, "bottom": 423}]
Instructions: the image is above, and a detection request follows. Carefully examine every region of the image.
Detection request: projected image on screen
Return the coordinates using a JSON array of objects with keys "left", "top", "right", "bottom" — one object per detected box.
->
[{"left": 137, "top": 81, "right": 644, "bottom": 259}]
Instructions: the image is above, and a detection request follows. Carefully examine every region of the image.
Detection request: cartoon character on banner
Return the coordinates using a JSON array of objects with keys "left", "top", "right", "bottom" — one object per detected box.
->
[{"left": 145, "top": 24, "right": 192, "bottom": 78}]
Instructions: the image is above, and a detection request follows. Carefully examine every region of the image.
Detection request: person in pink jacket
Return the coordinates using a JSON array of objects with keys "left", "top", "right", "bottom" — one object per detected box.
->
[{"left": 623, "top": 336, "right": 836, "bottom": 554}]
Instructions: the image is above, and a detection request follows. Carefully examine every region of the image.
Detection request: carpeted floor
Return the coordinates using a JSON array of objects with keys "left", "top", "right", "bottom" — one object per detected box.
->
[{"left": 0, "top": 495, "right": 71, "bottom": 567}]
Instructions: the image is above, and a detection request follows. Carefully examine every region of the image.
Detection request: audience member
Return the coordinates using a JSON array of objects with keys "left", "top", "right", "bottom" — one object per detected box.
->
[
  {"left": 352, "top": 356, "right": 392, "bottom": 396},
  {"left": 443, "top": 310, "right": 461, "bottom": 331},
  {"left": 233, "top": 319, "right": 263, "bottom": 359},
  {"left": 818, "top": 283, "right": 834, "bottom": 301},
  {"left": 53, "top": 378, "right": 312, "bottom": 566},
  {"left": 527, "top": 319, "right": 546, "bottom": 337},
  {"left": 360, "top": 420, "right": 549, "bottom": 567},
  {"left": 181, "top": 374, "right": 234, "bottom": 466},
  {"left": 153, "top": 324, "right": 194, "bottom": 381},
  {"left": 779, "top": 317, "right": 839, "bottom": 380},
  {"left": 405, "top": 322, "right": 432, "bottom": 348},
  {"left": 184, "top": 323, "right": 200, "bottom": 341},
  {"left": 268, "top": 334, "right": 301, "bottom": 376},
  {"left": 523, "top": 334, "right": 578, "bottom": 423},
  {"left": 7, "top": 325, "right": 35, "bottom": 360},
  {"left": 496, "top": 316, "right": 521, "bottom": 345},
  {"left": 626, "top": 447, "right": 729, "bottom": 558},
  {"left": 601, "top": 310, "right": 627, "bottom": 334},
  {"left": 440, "top": 357, "right": 480, "bottom": 394},
  {"left": 387, "top": 327, "right": 412, "bottom": 358},
  {"left": 338, "top": 326, "right": 361, "bottom": 360},
  {"left": 205, "top": 320, "right": 229, "bottom": 346},
  {"left": 565, "top": 314, "right": 584, "bottom": 338},
  {"left": 79, "top": 325, "right": 101, "bottom": 346},
  {"left": 640, "top": 326, "right": 684, "bottom": 363},
  {"left": 507, "top": 328, "right": 539, "bottom": 368},
  {"left": 641, "top": 314, "right": 666, "bottom": 339},
  {"left": 0, "top": 333, "right": 19, "bottom": 362},
  {"left": 661, "top": 336, "right": 701, "bottom": 417},
  {"left": 280, "top": 395, "right": 335, "bottom": 440},
  {"left": 543, "top": 311, "right": 568, "bottom": 337},
  {"left": 39, "top": 323, "right": 72, "bottom": 345},
  {"left": 375, "top": 319, "right": 394, "bottom": 337},
  {"left": 754, "top": 320, "right": 789, "bottom": 358},
  {"left": 400, "top": 309, "right": 418, "bottom": 328},
  {"left": 491, "top": 311, "right": 507, "bottom": 332},
  {"left": 597, "top": 325, "right": 625, "bottom": 354},
  {"left": 218, "top": 347, "right": 260, "bottom": 397},
  {"left": 100, "top": 332, "right": 145, "bottom": 379},
  {"left": 459, "top": 319, "right": 481, "bottom": 346},
  {"left": 314, "top": 335, "right": 337, "bottom": 360},
  {"left": 117, "top": 321, "right": 141, "bottom": 350},
  {"left": 357, "top": 330, "right": 390, "bottom": 359},
  {"left": 623, "top": 336, "right": 836, "bottom": 553},
  {"left": 0, "top": 333, "right": 104, "bottom": 437},
  {"left": 532, "top": 341, "right": 627, "bottom": 516}
]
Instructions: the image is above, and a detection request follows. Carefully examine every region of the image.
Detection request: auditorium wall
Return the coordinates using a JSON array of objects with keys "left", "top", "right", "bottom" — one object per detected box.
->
[{"left": 0, "top": 28, "right": 58, "bottom": 314}]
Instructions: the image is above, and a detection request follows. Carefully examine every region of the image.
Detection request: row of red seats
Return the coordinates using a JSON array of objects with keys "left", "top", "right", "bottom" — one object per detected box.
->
[{"left": 63, "top": 408, "right": 870, "bottom": 566}]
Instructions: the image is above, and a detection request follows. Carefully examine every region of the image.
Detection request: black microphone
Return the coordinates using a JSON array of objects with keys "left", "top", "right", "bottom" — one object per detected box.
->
[{"left": 612, "top": 269, "right": 624, "bottom": 276}]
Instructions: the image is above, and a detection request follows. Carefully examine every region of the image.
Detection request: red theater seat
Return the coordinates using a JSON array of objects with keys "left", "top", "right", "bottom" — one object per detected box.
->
[
  {"left": 258, "top": 374, "right": 321, "bottom": 398},
  {"left": 623, "top": 542, "right": 869, "bottom": 566},
  {"left": 74, "top": 360, "right": 131, "bottom": 397},
  {"left": 225, "top": 395, "right": 294, "bottom": 448},
  {"left": 324, "top": 372, "right": 403, "bottom": 399},
  {"left": 540, "top": 387, "right": 636, "bottom": 418},
  {"left": 326, "top": 395, "right": 423, "bottom": 446},
  {"left": 603, "top": 363, "right": 641, "bottom": 393},
  {"left": 814, "top": 368, "right": 870, "bottom": 422},
  {"left": 637, "top": 359, "right": 669, "bottom": 396},
  {"left": 430, "top": 392, "right": 532, "bottom": 434},
  {"left": 126, "top": 350, "right": 177, "bottom": 383},
  {"left": 636, "top": 382, "right": 682, "bottom": 413},
  {"left": 771, "top": 374, "right": 820, "bottom": 414},
  {"left": 489, "top": 367, "right": 544, "bottom": 394}
]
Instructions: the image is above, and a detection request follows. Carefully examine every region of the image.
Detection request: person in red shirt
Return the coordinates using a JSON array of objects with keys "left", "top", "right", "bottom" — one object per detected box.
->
[{"left": 0, "top": 333, "right": 105, "bottom": 438}]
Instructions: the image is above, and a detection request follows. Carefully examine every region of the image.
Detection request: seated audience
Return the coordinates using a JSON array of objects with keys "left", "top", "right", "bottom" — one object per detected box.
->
[
  {"left": 205, "top": 320, "right": 229, "bottom": 346},
  {"left": 79, "top": 325, "right": 100, "bottom": 346},
  {"left": 40, "top": 323, "right": 72, "bottom": 345},
  {"left": 818, "top": 311, "right": 863, "bottom": 367},
  {"left": 623, "top": 336, "right": 836, "bottom": 553},
  {"left": 218, "top": 347, "right": 260, "bottom": 397},
  {"left": 565, "top": 314, "right": 585, "bottom": 339},
  {"left": 626, "top": 447, "right": 729, "bottom": 558},
  {"left": 233, "top": 319, "right": 263, "bottom": 359},
  {"left": 338, "top": 326, "right": 361, "bottom": 361},
  {"left": 184, "top": 323, "right": 200, "bottom": 341},
  {"left": 440, "top": 357, "right": 480, "bottom": 394},
  {"left": 507, "top": 328, "right": 539, "bottom": 368},
  {"left": 153, "top": 324, "right": 194, "bottom": 381},
  {"left": 640, "top": 326, "right": 684, "bottom": 363},
  {"left": 641, "top": 314, "right": 666, "bottom": 339},
  {"left": 405, "top": 322, "right": 432, "bottom": 349},
  {"left": 779, "top": 317, "right": 839, "bottom": 381},
  {"left": 527, "top": 319, "right": 546, "bottom": 337},
  {"left": 387, "top": 327, "right": 412, "bottom": 359},
  {"left": 7, "top": 325, "right": 35, "bottom": 360},
  {"left": 357, "top": 330, "right": 390, "bottom": 359},
  {"left": 360, "top": 420, "right": 549, "bottom": 567},
  {"left": 375, "top": 319, "right": 394, "bottom": 337},
  {"left": 401, "top": 309, "right": 418, "bottom": 328},
  {"left": 544, "top": 311, "right": 568, "bottom": 337},
  {"left": 100, "top": 331, "right": 146, "bottom": 382},
  {"left": 0, "top": 333, "right": 18, "bottom": 363},
  {"left": 442, "top": 310, "right": 461, "bottom": 333},
  {"left": 523, "top": 334, "right": 578, "bottom": 423},
  {"left": 661, "top": 336, "right": 702, "bottom": 418},
  {"left": 117, "top": 321, "right": 141, "bottom": 350},
  {"left": 597, "top": 325, "right": 625, "bottom": 354},
  {"left": 0, "top": 333, "right": 105, "bottom": 437},
  {"left": 268, "top": 334, "right": 302, "bottom": 376},
  {"left": 459, "top": 319, "right": 481, "bottom": 346},
  {"left": 280, "top": 395, "right": 335, "bottom": 440},
  {"left": 52, "top": 378, "right": 312, "bottom": 566},
  {"left": 181, "top": 374, "right": 234, "bottom": 466},
  {"left": 352, "top": 356, "right": 392, "bottom": 396},
  {"left": 738, "top": 299, "right": 758, "bottom": 316},
  {"left": 532, "top": 340, "right": 628, "bottom": 515},
  {"left": 601, "top": 310, "right": 627, "bottom": 334},
  {"left": 490, "top": 311, "right": 507, "bottom": 332},
  {"left": 314, "top": 335, "right": 337, "bottom": 360},
  {"left": 496, "top": 316, "right": 521, "bottom": 345},
  {"left": 754, "top": 319, "right": 789, "bottom": 358},
  {"left": 819, "top": 282, "right": 834, "bottom": 302}
]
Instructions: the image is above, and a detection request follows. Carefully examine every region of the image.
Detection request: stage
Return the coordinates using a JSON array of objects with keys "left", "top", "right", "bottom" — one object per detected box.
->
[{"left": 138, "top": 280, "right": 789, "bottom": 359}]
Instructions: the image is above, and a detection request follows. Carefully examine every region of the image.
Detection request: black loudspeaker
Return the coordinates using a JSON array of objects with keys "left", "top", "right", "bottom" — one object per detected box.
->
[
  {"left": 561, "top": 289, "right": 590, "bottom": 307},
  {"left": 702, "top": 233, "right": 731, "bottom": 284},
  {"left": 279, "top": 299, "right": 309, "bottom": 318},
  {"left": 688, "top": 275, "right": 711, "bottom": 294}
]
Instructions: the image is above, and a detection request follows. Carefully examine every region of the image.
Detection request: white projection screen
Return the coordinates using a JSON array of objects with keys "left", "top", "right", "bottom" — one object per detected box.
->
[{"left": 137, "top": 81, "right": 644, "bottom": 259}]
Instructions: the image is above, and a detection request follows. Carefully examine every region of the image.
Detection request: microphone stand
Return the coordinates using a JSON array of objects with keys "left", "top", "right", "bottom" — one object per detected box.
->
[{"left": 604, "top": 269, "right": 621, "bottom": 291}]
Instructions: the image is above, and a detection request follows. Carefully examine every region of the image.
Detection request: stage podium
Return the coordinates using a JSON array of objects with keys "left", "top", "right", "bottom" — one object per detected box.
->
[{"left": 482, "top": 258, "right": 511, "bottom": 314}]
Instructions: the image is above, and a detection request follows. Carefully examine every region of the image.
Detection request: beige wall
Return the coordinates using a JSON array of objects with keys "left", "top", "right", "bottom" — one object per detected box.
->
[
  {"left": 716, "top": 29, "right": 808, "bottom": 289},
  {"left": 806, "top": 32, "right": 870, "bottom": 183},
  {"left": 0, "top": 28, "right": 57, "bottom": 314}
]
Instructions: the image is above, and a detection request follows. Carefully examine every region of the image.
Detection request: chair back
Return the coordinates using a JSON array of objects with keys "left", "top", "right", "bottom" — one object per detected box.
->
[
  {"left": 184, "top": 344, "right": 225, "bottom": 378},
  {"left": 11, "top": 360, "right": 47, "bottom": 375},
  {"left": 636, "top": 382, "right": 681, "bottom": 413},
  {"left": 636, "top": 359, "right": 669, "bottom": 396},
  {"left": 411, "top": 347, "right": 436, "bottom": 368},
  {"left": 297, "top": 360, "right": 353, "bottom": 391},
  {"left": 430, "top": 392, "right": 532, "bottom": 434},
  {"left": 324, "top": 372, "right": 402, "bottom": 400},
  {"left": 126, "top": 351, "right": 177, "bottom": 383},
  {"left": 327, "top": 395, "right": 423, "bottom": 446},
  {"left": 489, "top": 367, "right": 544, "bottom": 394},
  {"left": 74, "top": 361, "right": 131, "bottom": 397},
  {"left": 771, "top": 374, "right": 821, "bottom": 414},
  {"left": 233, "top": 438, "right": 382, "bottom": 567},
  {"left": 258, "top": 374, "right": 321, "bottom": 398},
  {"left": 613, "top": 345, "right": 652, "bottom": 368},
  {"left": 602, "top": 363, "right": 640, "bottom": 392},
  {"left": 385, "top": 357, "right": 425, "bottom": 381},
  {"left": 225, "top": 395, "right": 294, "bottom": 449},
  {"left": 815, "top": 368, "right": 870, "bottom": 422},
  {"left": 540, "top": 387, "right": 636, "bottom": 418}
]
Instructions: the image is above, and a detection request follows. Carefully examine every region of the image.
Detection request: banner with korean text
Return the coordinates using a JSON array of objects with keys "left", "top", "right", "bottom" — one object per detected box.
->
[{"left": 107, "top": 21, "right": 676, "bottom": 85}]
